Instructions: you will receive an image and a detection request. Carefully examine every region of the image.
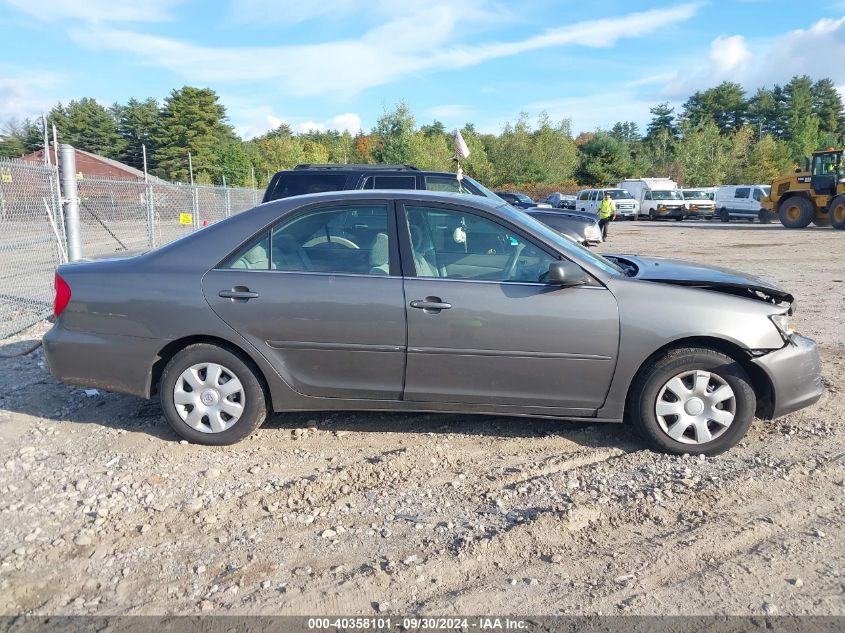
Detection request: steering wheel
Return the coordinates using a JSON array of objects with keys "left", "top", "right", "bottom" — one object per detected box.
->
[
  {"left": 503, "top": 241, "right": 527, "bottom": 280},
  {"left": 302, "top": 235, "right": 359, "bottom": 249}
]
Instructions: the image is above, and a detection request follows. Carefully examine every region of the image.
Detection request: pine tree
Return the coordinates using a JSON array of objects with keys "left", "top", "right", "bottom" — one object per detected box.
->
[
  {"left": 112, "top": 98, "right": 160, "bottom": 171},
  {"left": 50, "top": 98, "right": 125, "bottom": 159},
  {"left": 682, "top": 82, "right": 747, "bottom": 134},
  {"left": 153, "top": 87, "right": 233, "bottom": 181},
  {"left": 783, "top": 75, "right": 820, "bottom": 161},
  {"left": 812, "top": 78, "right": 844, "bottom": 142}
]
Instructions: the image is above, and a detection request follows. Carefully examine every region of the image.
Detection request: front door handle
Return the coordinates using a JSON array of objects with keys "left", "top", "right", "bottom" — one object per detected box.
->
[
  {"left": 410, "top": 297, "right": 452, "bottom": 313},
  {"left": 218, "top": 287, "right": 259, "bottom": 301}
]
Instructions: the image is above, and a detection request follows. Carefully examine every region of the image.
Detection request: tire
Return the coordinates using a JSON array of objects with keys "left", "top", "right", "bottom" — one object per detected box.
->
[
  {"left": 629, "top": 347, "right": 756, "bottom": 456},
  {"left": 720, "top": 208, "right": 730, "bottom": 223},
  {"left": 159, "top": 343, "right": 268, "bottom": 445},
  {"left": 648, "top": 210, "right": 656, "bottom": 221},
  {"left": 674, "top": 216, "right": 683, "bottom": 222},
  {"left": 831, "top": 195, "right": 845, "bottom": 231},
  {"left": 758, "top": 209, "right": 772, "bottom": 224},
  {"left": 778, "top": 196, "right": 814, "bottom": 229}
]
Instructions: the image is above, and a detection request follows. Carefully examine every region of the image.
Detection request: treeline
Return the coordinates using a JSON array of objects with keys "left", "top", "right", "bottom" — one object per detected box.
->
[{"left": 0, "top": 76, "right": 842, "bottom": 191}]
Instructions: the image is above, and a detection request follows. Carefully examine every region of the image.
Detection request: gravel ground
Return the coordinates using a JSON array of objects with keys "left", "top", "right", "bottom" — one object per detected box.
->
[{"left": 0, "top": 219, "right": 843, "bottom": 616}]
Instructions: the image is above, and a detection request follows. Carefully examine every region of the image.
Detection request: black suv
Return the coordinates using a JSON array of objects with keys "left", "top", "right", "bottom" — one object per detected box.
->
[{"left": 262, "top": 164, "right": 506, "bottom": 204}]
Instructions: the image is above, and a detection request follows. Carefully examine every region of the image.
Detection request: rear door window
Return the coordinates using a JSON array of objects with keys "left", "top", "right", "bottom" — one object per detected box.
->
[
  {"left": 269, "top": 173, "right": 348, "bottom": 199},
  {"left": 735, "top": 187, "right": 750, "bottom": 199}
]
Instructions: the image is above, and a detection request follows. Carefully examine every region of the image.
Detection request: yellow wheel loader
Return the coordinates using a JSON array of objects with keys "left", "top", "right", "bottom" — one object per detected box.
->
[{"left": 761, "top": 149, "right": 845, "bottom": 230}]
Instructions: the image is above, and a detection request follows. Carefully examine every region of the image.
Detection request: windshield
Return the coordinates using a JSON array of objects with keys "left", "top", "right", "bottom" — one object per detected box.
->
[
  {"left": 761, "top": 186, "right": 771, "bottom": 196},
  {"left": 652, "top": 190, "right": 683, "bottom": 201},
  {"left": 682, "top": 190, "right": 711, "bottom": 200},
  {"left": 605, "top": 189, "right": 634, "bottom": 200},
  {"left": 513, "top": 207, "right": 624, "bottom": 277},
  {"left": 514, "top": 193, "right": 533, "bottom": 203},
  {"left": 464, "top": 176, "right": 509, "bottom": 205}
]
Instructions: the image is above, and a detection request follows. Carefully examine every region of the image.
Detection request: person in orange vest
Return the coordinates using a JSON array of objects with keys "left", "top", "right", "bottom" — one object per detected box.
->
[{"left": 598, "top": 192, "right": 616, "bottom": 242}]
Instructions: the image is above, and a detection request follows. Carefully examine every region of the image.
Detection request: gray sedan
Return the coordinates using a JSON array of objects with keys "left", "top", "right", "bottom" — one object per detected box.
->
[{"left": 44, "top": 190, "right": 823, "bottom": 455}]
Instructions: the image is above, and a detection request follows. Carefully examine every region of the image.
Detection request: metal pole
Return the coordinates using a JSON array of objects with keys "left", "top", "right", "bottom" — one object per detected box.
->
[
  {"left": 222, "top": 174, "right": 230, "bottom": 218},
  {"left": 142, "top": 144, "right": 155, "bottom": 248},
  {"left": 52, "top": 124, "right": 59, "bottom": 167},
  {"left": 60, "top": 144, "right": 82, "bottom": 261},
  {"left": 42, "top": 114, "right": 49, "bottom": 166}
]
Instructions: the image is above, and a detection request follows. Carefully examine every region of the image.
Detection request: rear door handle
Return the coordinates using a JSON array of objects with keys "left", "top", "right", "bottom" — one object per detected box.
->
[
  {"left": 410, "top": 297, "right": 452, "bottom": 313},
  {"left": 219, "top": 287, "right": 259, "bottom": 301}
]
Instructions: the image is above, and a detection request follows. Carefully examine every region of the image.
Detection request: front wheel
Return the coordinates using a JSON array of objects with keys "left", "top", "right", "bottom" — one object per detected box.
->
[
  {"left": 720, "top": 208, "right": 730, "bottom": 223},
  {"left": 779, "top": 196, "right": 814, "bottom": 228},
  {"left": 629, "top": 347, "right": 756, "bottom": 455},
  {"left": 159, "top": 343, "right": 268, "bottom": 445}
]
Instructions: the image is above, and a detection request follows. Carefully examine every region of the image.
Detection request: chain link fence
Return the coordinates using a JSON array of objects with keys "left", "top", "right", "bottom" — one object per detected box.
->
[
  {"left": 0, "top": 158, "right": 65, "bottom": 339},
  {"left": 0, "top": 156, "right": 262, "bottom": 339}
]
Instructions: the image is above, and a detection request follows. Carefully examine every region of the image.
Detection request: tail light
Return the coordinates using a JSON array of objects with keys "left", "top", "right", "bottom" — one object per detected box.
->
[{"left": 54, "top": 273, "right": 71, "bottom": 318}]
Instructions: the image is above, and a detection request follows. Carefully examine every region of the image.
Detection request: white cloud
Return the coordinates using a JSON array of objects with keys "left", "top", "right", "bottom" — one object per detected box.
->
[
  {"left": 1, "top": 0, "right": 179, "bottom": 23},
  {"left": 708, "top": 35, "right": 751, "bottom": 73},
  {"left": 0, "top": 70, "right": 63, "bottom": 122},
  {"left": 662, "top": 16, "right": 845, "bottom": 97},
  {"left": 65, "top": 3, "right": 703, "bottom": 98}
]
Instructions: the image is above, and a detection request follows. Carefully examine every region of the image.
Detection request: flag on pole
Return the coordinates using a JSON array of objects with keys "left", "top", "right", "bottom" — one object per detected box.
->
[{"left": 454, "top": 129, "right": 470, "bottom": 160}]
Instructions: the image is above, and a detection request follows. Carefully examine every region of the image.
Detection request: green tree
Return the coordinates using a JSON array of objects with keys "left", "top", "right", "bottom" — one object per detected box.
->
[
  {"left": 0, "top": 118, "right": 27, "bottom": 158},
  {"left": 50, "top": 97, "right": 124, "bottom": 159},
  {"left": 576, "top": 131, "right": 630, "bottom": 185},
  {"left": 682, "top": 81, "right": 747, "bottom": 134},
  {"left": 153, "top": 86, "right": 233, "bottom": 181},
  {"left": 812, "top": 78, "right": 844, "bottom": 142},
  {"left": 530, "top": 113, "right": 578, "bottom": 183},
  {"left": 215, "top": 140, "right": 252, "bottom": 186},
  {"left": 420, "top": 120, "right": 447, "bottom": 138},
  {"left": 610, "top": 121, "right": 641, "bottom": 144},
  {"left": 646, "top": 103, "right": 677, "bottom": 140},
  {"left": 490, "top": 114, "right": 546, "bottom": 184},
  {"left": 783, "top": 75, "right": 820, "bottom": 161},
  {"left": 675, "top": 119, "right": 728, "bottom": 186},
  {"left": 112, "top": 97, "right": 160, "bottom": 171},
  {"left": 372, "top": 101, "right": 417, "bottom": 165},
  {"left": 328, "top": 131, "right": 355, "bottom": 164},
  {"left": 737, "top": 134, "right": 792, "bottom": 184}
]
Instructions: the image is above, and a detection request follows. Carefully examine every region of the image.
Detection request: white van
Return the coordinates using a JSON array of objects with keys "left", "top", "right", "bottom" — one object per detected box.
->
[
  {"left": 714, "top": 185, "right": 772, "bottom": 222},
  {"left": 680, "top": 189, "right": 716, "bottom": 219},
  {"left": 618, "top": 178, "right": 686, "bottom": 220},
  {"left": 574, "top": 188, "right": 639, "bottom": 219}
]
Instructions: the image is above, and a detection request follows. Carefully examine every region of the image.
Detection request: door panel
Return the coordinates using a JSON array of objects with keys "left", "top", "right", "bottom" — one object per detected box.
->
[
  {"left": 403, "top": 279, "right": 619, "bottom": 408},
  {"left": 204, "top": 270, "right": 406, "bottom": 399}
]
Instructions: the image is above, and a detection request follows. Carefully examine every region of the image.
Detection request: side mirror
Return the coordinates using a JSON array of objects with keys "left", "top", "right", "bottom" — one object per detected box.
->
[{"left": 546, "top": 261, "right": 589, "bottom": 287}]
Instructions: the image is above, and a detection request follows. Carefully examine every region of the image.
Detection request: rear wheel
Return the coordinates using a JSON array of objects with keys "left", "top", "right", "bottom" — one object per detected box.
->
[
  {"left": 649, "top": 210, "right": 656, "bottom": 221},
  {"left": 779, "top": 196, "right": 814, "bottom": 229},
  {"left": 831, "top": 195, "right": 845, "bottom": 231},
  {"left": 159, "top": 343, "right": 268, "bottom": 445},
  {"left": 758, "top": 209, "right": 772, "bottom": 224},
  {"left": 629, "top": 347, "right": 756, "bottom": 455},
  {"left": 720, "top": 208, "right": 730, "bottom": 223}
]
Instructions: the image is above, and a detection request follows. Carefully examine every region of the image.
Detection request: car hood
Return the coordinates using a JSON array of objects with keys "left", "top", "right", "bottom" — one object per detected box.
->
[{"left": 606, "top": 255, "right": 794, "bottom": 306}]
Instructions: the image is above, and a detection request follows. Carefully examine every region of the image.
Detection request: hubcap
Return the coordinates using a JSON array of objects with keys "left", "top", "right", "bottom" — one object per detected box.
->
[
  {"left": 655, "top": 370, "right": 736, "bottom": 445},
  {"left": 173, "top": 362, "right": 245, "bottom": 434},
  {"left": 787, "top": 205, "right": 800, "bottom": 221},
  {"left": 834, "top": 204, "right": 845, "bottom": 224}
]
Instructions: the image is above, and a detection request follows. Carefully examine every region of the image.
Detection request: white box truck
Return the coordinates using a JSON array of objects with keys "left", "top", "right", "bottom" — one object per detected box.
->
[{"left": 618, "top": 178, "right": 687, "bottom": 220}]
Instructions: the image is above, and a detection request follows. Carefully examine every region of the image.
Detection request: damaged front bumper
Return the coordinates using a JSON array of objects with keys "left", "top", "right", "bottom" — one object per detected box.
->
[{"left": 752, "top": 334, "right": 824, "bottom": 419}]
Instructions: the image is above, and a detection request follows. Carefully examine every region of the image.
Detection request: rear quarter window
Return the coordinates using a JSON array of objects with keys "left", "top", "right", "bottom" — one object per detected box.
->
[{"left": 267, "top": 173, "right": 348, "bottom": 200}]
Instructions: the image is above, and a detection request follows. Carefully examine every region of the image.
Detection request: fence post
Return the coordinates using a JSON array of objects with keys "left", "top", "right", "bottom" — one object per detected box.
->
[
  {"left": 146, "top": 182, "right": 156, "bottom": 248},
  {"left": 59, "top": 144, "right": 82, "bottom": 261}
]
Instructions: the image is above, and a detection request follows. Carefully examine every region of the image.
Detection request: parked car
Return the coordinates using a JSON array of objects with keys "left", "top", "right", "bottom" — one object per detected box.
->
[
  {"left": 525, "top": 209, "right": 603, "bottom": 246},
  {"left": 681, "top": 189, "right": 717, "bottom": 219},
  {"left": 44, "top": 190, "right": 822, "bottom": 455},
  {"left": 495, "top": 191, "right": 536, "bottom": 209},
  {"left": 714, "top": 185, "right": 773, "bottom": 223},
  {"left": 542, "top": 192, "right": 576, "bottom": 209},
  {"left": 263, "top": 163, "right": 509, "bottom": 206},
  {"left": 619, "top": 178, "right": 686, "bottom": 220},
  {"left": 575, "top": 188, "right": 639, "bottom": 219}
]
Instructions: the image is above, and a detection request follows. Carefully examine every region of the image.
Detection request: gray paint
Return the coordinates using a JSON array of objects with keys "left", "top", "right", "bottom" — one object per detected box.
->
[{"left": 44, "top": 189, "right": 822, "bottom": 427}]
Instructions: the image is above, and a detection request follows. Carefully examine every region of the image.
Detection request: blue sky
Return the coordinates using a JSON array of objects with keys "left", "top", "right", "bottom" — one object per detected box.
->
[{"left": 1, "top": 0, "right": 844, "bottom": 139}]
